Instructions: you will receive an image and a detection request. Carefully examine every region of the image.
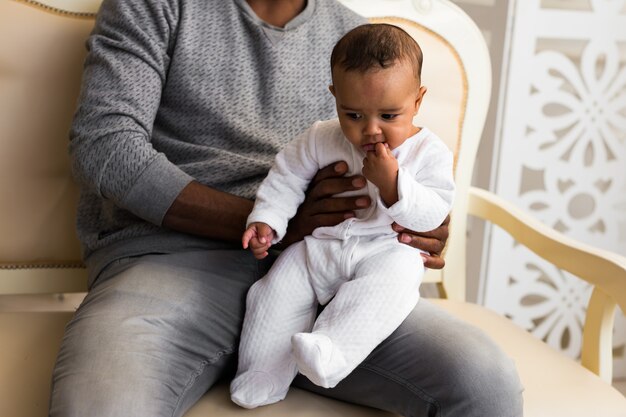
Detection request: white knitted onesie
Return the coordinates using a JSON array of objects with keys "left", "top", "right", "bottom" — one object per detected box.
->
[{"left": 230, "top": 119, "right": 455, "bottom": 408}]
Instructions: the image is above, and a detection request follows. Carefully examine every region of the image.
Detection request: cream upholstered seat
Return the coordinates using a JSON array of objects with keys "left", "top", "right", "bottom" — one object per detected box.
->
[{"left": 1, "top": 0, "right": 625, "bottom": 416}]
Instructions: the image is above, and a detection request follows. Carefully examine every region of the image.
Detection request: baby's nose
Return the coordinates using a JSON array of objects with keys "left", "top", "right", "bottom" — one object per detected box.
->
[{"left": 363, "top": 120, "right": 382, "bottom": 136}]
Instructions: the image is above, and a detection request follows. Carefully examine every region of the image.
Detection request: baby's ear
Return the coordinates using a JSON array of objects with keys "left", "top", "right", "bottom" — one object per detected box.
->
[
  {"left": 414, "top": 86, "right": 428, "bottom": 113},
  {"left": 329, "top": 84, "right": 336, "bottom": 97},
  {"left": 417, "top": 86, "right": 427, "bottom": 103}
]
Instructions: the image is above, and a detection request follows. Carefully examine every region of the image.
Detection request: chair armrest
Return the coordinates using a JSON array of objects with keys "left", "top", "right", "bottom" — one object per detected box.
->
[{"left": 467, "top": 186, "right": 626, "bottom": 382}]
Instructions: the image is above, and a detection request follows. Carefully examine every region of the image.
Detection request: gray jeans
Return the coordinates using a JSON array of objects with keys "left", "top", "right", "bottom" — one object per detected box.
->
[{"left": 49, "top": 249, "right": 523, "bottom": 417}]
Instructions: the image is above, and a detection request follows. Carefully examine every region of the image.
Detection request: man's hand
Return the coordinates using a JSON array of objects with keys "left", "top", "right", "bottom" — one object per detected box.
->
[
  {"left": 392, "top": 215, "right": 450, "bottom": 269},
  {"left": 242, "top": 222, "right": 276, "bottom": 259},
  {"left": 280, "top": 161, "right": 371, "bottom": 247}
]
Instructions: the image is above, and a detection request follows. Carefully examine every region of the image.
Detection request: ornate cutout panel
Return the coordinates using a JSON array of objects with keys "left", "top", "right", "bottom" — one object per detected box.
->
[{"left": 481, "top": 0, "right": 626, "bottom": 376}]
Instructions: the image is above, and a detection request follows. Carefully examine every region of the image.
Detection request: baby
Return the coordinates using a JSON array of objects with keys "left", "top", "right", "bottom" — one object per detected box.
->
[{"left": 230, "top": 23, "right": 455, "bottom": 409}]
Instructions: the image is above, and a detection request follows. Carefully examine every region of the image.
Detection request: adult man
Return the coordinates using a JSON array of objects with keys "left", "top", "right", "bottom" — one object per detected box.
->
[{"left": 50, "top": 0, "right": 523, "bottom": 416}]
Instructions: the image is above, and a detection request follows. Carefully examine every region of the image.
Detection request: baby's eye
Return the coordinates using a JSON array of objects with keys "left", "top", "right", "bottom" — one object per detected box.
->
[
  {"left": 346, "top": 113, "right": 362, "bottom": 120},
  {"left": 381, "top": 114, "right": 398, "bottom": 120}
]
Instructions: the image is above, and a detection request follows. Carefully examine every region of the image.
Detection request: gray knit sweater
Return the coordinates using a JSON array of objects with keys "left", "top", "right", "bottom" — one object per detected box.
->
[{"left": 69, "top": 0, "right": 365, "bottom": 278}]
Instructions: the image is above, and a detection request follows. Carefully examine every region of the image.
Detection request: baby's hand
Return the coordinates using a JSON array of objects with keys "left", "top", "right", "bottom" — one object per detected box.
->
[
  {"left": 362, "top": 143, "right": 399, "bottom": 205},
  {"left": 242, "top": 222, "right": 276, "bottom": 259}
]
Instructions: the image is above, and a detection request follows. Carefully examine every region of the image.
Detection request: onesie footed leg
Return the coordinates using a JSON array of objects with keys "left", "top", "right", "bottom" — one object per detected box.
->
[
  {"left": 291, "top": 332, "right": 347, "bottom": 388},
  {"left": 230, "top": 371, "right": 289, "bottom": 409}
]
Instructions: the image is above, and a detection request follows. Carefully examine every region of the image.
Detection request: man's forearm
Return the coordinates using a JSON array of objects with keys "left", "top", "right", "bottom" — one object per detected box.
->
[{"left": 163, "top": 181, "right": 254, "bottom": 243}]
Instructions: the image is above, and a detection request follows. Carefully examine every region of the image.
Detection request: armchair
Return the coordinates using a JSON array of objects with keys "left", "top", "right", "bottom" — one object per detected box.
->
[{"left": 1, "top": 0, "right": 625, "bottom": 416}]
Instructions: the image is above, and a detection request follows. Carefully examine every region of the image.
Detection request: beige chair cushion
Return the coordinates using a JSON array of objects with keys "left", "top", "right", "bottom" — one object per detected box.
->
[
  {"left": 3, "top": 304, "right": 625, "bottom": 417},
  {"left": 0, "top": 312, "right": 72, "bottom": 417},
  {"left": 431, "top": 299, "right": 626, "bottom": 417}
]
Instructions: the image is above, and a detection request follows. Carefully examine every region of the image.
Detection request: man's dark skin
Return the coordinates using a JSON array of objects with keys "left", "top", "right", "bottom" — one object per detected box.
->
[{"left": 163, "top": 161, "right": 449, "bottom": 269}]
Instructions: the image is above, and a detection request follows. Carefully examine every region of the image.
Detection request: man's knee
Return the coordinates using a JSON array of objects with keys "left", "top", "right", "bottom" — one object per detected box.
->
[
  {"left": 49, "top": 304, "right": 236, "bottom": 417},
  {"left": 440, "top": 328, "right": 524, "bottom": 416},
  {"left": 366, "top": 303, "right": 524, "bottom": 417},
  {"left": 49, "top": 253, "right": 249, "bottom": 417}
]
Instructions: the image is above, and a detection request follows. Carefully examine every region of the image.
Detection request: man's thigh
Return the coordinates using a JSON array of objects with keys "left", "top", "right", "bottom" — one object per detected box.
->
[
  {"left": 50, "top": 249, "right": 260, "bottom": 417},
  {"left": 293, "top": 299, "right": 523, "bottom": 417}
]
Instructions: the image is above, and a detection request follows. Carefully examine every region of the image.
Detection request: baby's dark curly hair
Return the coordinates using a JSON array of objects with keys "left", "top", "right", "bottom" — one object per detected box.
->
[{"left": 331, "top": 23, "right": 423, "bottom": 83}]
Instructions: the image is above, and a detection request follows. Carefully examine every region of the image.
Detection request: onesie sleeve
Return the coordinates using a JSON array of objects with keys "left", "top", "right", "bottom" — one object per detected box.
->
[
  {"left": 247, "top": 122, "right": 324, "bottom": 242},
  {"left": 68, "top": 0, "right": 193, "bottom": 226},
  {"left": 381, "top": 138, "right": 455, "bottom": 232}
]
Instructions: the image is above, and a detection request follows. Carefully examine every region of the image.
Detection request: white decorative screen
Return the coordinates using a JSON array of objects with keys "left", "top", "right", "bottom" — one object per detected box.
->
[{"left": 480, "top": 0, "right": 626, "bottom": 376}]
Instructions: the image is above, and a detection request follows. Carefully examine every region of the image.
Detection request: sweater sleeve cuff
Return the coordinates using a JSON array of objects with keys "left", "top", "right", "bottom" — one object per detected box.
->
[{"left": 122, "top": 154, "right": 194, "bottom": 226}]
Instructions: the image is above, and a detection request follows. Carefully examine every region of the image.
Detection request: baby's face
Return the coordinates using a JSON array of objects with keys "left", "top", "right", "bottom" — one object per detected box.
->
[{"left": 330, "top": 62, "right": 426, "bottom": 152}]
